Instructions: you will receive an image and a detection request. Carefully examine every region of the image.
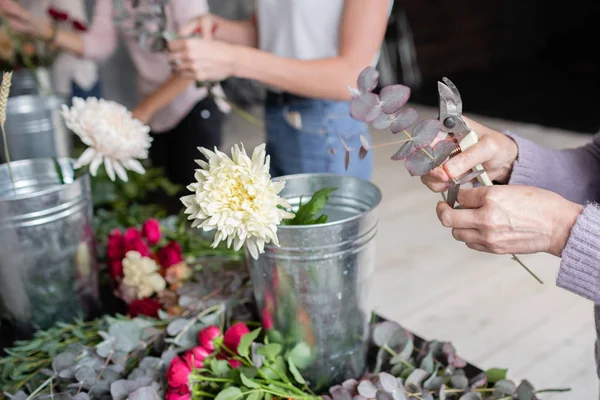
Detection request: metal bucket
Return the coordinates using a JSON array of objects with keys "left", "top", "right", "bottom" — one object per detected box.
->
[
  {"left": 0, "top": 158, "right": 99, "bottom": 338},
  {"left": 0, "top": 94, "right": 70, "bottom": 163},
  {"left": 8, "top": 67, "right": 53, "bottom": 97},
  {"left": 245, "top": 173, "right": 382, "bottom": 390}
]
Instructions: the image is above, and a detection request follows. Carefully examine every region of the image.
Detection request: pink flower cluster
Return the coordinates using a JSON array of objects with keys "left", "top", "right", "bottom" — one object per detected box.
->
[
  {"left": 166, "top": 323, "right": 251, "bottom": 400},
  {"left": 106, "top": 219, "right": 186, "bottom": 317}
]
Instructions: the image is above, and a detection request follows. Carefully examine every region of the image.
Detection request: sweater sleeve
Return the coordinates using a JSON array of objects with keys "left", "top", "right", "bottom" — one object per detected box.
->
[
  {"left": 81, "top": 1, "right": 117, "bottom": 62},
  {"left": 504, "top": 131, "right": 600, "bottom": 302},
  {"left": 505, "top": 131, "right": 600, "bottom": 204}
]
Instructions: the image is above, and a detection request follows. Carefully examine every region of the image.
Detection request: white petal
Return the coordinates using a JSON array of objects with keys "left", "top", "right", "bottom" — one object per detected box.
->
[
  {"left": 113, "top": 161, "right": 129, "bottom": 182},
  {"left": 104, "top": 158, "right": 116, "bottom": 181},
  {"left": 89, "top": 153, "right": 104, "bottom": 177},
  {"left": 124, "top": 159, "right": 146, "bottom": 174},
  {"left": 74, "top": 147, "right": 96, "bottom": 168}
]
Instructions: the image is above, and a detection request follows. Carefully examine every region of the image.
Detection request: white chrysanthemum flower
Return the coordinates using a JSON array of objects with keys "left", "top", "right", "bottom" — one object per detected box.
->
[
  {"left": 181, "top": 143, "right": 295, "bottom": 259},
  {"left": 121, "top": 251, "right": 166, "bottom": 299},
  {"left": 61, "top": 97, "right": 152, "bottom": 182}
]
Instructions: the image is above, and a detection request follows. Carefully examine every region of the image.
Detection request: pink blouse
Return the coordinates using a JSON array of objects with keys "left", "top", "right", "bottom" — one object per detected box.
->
[{"left": 82, "top": 0, "right": 209, "bottom": 133}]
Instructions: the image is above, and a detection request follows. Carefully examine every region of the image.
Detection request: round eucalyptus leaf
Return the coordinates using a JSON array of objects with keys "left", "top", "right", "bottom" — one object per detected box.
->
[
  {"left": 357, "top": 380, "right": 378, "bottom": 398},
  {"left": 350, "top": 92, "right": 382, "bottom": 122},
  {"left": 379, "top": 85, "right": 411, "bottom": 114},
  {"left": 379, "top": 372, "right": 399, "bottom": 393},
  {"left": 358, "top": 67, "right": 380, "bottom": 92}
]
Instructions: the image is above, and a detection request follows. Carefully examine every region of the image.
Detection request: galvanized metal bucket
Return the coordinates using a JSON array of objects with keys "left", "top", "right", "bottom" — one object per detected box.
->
[
  {"left": 0, "top": 94, "right": 70, "bottom": 163},
  {"left": 0, "top": 158, "right": 98, "bottom": 337},
  {"left": 8, "top": 67, "right": 53, "bottom": 97},
  {"left": 245, "top": 173, "right": 382, "bottom": 390}
]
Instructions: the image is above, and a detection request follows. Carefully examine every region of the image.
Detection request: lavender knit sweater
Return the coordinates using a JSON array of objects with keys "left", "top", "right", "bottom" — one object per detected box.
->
[{"left": 505, "top": 132, "right": 600, "bottom": 379}]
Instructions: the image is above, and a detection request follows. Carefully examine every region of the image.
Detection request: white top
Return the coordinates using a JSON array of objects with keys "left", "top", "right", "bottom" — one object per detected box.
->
[{"left": 256, "top": 0, "right": 393, "bottom": 73}]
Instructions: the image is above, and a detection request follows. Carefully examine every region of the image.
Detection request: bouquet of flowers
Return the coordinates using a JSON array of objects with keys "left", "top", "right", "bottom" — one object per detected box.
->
[{"left": 106, "top": 218, "right": 194, "bottom": 318}]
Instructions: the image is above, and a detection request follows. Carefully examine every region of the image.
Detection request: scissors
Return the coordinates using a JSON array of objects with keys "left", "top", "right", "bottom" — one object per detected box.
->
[{"left": 437, "top": 78, "right": 493, "bottom": 188}]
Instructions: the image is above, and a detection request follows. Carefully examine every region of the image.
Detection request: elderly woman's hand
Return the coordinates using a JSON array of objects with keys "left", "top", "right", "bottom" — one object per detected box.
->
[
  {"left": 421, "top": 118, "right": 519, "bottom": 192},
  {"left": 436, "top": 185, "right": 583, "bottom": 257}
]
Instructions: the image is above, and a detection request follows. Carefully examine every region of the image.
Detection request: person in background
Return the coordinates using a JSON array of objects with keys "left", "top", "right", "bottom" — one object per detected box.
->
[
  {"left": 167, "top": 0, "right": 393, "bottom": 181},
  {"left": 0, "top": 0, "right": 229, "bottom": 213},
  {"left": 420, "top": 117, "right": 600, "bottom": 387},
  {"left": 18, "top": 0, "right": 101, "bottom": 100}
]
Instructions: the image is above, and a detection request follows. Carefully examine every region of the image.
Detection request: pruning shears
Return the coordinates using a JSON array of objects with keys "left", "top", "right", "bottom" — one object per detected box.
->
[{"left": 437, "top": 78, "right": 493, "bottom": 188}]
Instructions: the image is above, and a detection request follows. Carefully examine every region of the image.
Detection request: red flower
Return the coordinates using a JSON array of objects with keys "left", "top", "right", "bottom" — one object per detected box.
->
[
  {"left": 223, "top": 322, "right": 250, "bottom": 354},
  {"left": 108, "top": 260, "right": 124, "bottom": 280},
  {"left": 142, "top": 218, "right": 161, "bottom": 245},
  {"left": 127, "top": 298, "right": 161, "bottom": 318},
  {"left": 166, "top": 356, "right": 191, "bottom": 389},
  {"left": 71, "top": 20, "right": 87, "bottom": 32},
  {"left": 165, "top": 385, "right": 190, "bottom": 400},
  {"left": 106, "top": 229, "right": 124, "bottom": 260},
  {"left": 228, "top": 359, "right": 242, "bottom": 369},
  {"left": 261, "top": 307, "right": 273, "bottom": 330},
  {"left": 47, "top": 7, "right": 69, "bottom": 21},
  {"left": 183, "top": 346, "right": 210, "bottom": 369},
  {"left": 124, "top": 228, "right": 151, "bottom": 257},
  {"left": 198, "top": 326, "right": 221, "bottom": 352},
  {"left": 158, "top": 241, "right": 183, "bottom": 268}
]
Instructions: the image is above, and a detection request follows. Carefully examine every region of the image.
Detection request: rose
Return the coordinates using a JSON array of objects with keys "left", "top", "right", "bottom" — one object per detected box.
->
[
  {"left": 165, "top": 262, "right": 192, "bottom": 290},
  {"left": 47, "top": 7, "right": 69, "bottom": 21},
  {"left": 107, "top": 229, "right": 125, "bottom": 261},
  {"left": 198, "top": 326, "right": 221, "bottom": 352},
  {"left": 261, "top": 307, "right": 273, "bottom": 330},
  {"left": 127, "top": 298, "right": 161, "bottom": 318},
  {"left": 228, "top": 359, "right": 242, "bottom": 369},
  {"left": 165, "top": 386, "right": 190, "bottom": 400},
  {"left": 183, "top": 346, "right": 210, "bottom": 369},
  {"left": 223, "top": 322, "right": 250, "bottom": 354},
  {"left": 166, "top": 356, "right": 191, "bottom": 389},
  {"left": 124, "top": 228, "right": 151, "bottom": 257},
  {"left": 108, "top": 260, "right": 124, "bottom": 280},
  {"left": 71, "top": 20, "right": 87, "bottom": 32},
  {"left": 142, "top": 218, "right": 161, "bottom": 245},
  {"left": 159, "top": 241, "right": 183, "bottom": 268}
]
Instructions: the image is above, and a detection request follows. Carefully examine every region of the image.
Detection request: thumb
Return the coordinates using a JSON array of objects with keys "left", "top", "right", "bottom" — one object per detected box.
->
[
  {"left": 456, "top": 187, "right": 487, "bottom": 209},
  {"left": 444, "top": 138, "right": 495, "bottom": 179}
]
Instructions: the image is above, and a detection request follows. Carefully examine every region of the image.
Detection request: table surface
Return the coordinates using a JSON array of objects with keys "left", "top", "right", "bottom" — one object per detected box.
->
[{"left": 222, "top": 104, "right": 598, "bottom": 399}]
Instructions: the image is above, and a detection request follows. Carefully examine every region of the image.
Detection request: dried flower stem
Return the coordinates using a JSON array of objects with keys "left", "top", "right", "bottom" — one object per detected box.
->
[{"left": 0, "top": 71, "right": 16, "bottom": 194}]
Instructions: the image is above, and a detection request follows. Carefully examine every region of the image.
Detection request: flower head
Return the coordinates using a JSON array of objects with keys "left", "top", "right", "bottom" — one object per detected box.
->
[
  {"left": 165, "top": 262, "right": 192, "bottom": 290},
  {"left": 121, "top": 251, "right": 166, "bottom": 299},
  {"left": 142, "top": 218, "right": 162, "bottom": 245},
  {"left": 183, "top": 346, "right": 210, "bottom": 369},
  {"left": 181, "top": 144, "right": 294, "bottom": 259},
  {"left": 166, "top": 356, "right": 191, "bottom": 389},
  {"left": 159, "top": 241, "right": 183, "bottom": 268},
  {"left": 62, "top": 97, "right": 152, "bottom": 182},
  {"left": 223, "top": 322, "right": 250, "bottom": 354},
  {"left": 198, "top": 326, "right": 221, "bottom": 352},
  {"left": 127, "top": 297, "right": 162, "bottom": 318}
]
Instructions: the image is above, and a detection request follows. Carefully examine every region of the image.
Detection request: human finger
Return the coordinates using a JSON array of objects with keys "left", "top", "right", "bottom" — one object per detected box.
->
[{"left": 436, "top": 201, "right": 482, "bottom": 229}]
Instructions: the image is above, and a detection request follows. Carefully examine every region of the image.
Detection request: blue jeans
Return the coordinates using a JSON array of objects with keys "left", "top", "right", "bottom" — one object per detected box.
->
[
  {"left": 71, "top": 80, "right": 102, "bottom": 102},
  {"left": 265, "top": 98, "right": 373, "bottom": 180}
]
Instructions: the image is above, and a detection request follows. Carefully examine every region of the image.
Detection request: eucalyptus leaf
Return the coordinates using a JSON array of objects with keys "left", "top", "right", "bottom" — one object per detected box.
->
[
  {"left": 419, "top": 352, "right": 434, "bottom": 375},
  {"left": 411, "top": 119, "right": 442, "bottom": 149},
  {"left": 357, "top": 380, "right": 378, "bottom": 398},
  {"left": 404, "top": 140, "right": 456, "bottom": 176},
  {"left": 379, "top": 85, "right": 411, "bottom": 114},
  {"left": 458, "top": 393, "right": 482, "bottom": 400},
  {"left": 350, "top": 92, "right": 382, "bottom": 122},
  {"left": 494, "top": 380, "right": 517, "bottom": 397},
  {"left": 379, "top": 372, "right": 398, "bottom": 393},
  {"left": 357, "top": 67, "right": 379, "bottom": 92},
  {"left": 372, "top": 321, "right": 404, "bottom": 348},
  {"left": 166, "top": 318, "right": 189, "bottom": 336},
  {"left": 127, "top": 386, "right": 161, "bottom": 400},
  {"left": 450, "top": 375, "right": 469, "bottom": 391},
  {"left": 404, "top": 369, "right": 428, "bottom": 392},
  {"left": 516, "top": 380, "right": 535, "bottom": 400}
]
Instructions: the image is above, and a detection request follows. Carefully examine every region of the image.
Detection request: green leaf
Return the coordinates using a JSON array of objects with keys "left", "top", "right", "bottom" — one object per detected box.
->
[
  {"left": 247, "top": 391, "right": 263, "bottom": 400},
  {"left": 287, "top": 187, "right": 337, "bottom": 225},
  {"left": 211, "top": 359, "right": 231, "bottom": 377},
  {"left": 287, "top": 358, "right": 306, "bottom": 385},
  {"left": 288, "top": 342, "right": 312, "bottom": 370},
  {"left": 516, "top": 380, "right": 535, "bottom": 400},
  {"left": 240, "top": 373, "right": 260, "bottom": 389},
  {"left": 215, "top": 386, "right": 243, "bottom": 400},
  {"left": 257, "top": 343, "right": 282, "bottom": 361},
  {"left": 264, "top": 394, "right": 273, "bottom": 400},
  {"left": 485, "top": 368, "right": 508, "bottom": 384},
  {"left": 238, "top": 328, "right": 262, "bottom": 359}
]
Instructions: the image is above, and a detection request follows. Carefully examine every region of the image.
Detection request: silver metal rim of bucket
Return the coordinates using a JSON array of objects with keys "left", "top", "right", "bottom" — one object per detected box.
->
[
  {"left": 6, "top": 94, "right": 66, "bottom": 114},
  {"left": 272, "top": 172, "right": 383, "bottom": 229},
  {"left": 0, "top": 157, "right": 82, "bottom": 202}
]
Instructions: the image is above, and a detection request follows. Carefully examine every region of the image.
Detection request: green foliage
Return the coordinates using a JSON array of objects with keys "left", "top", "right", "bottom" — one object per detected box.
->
[{"left": 282, "top": 187, "right": 337, "bottom": 226}]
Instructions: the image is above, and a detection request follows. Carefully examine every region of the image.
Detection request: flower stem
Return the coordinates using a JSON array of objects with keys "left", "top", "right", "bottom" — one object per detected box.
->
[{"left": 512, "top": 254, "right": 543, "bottom": 284}]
